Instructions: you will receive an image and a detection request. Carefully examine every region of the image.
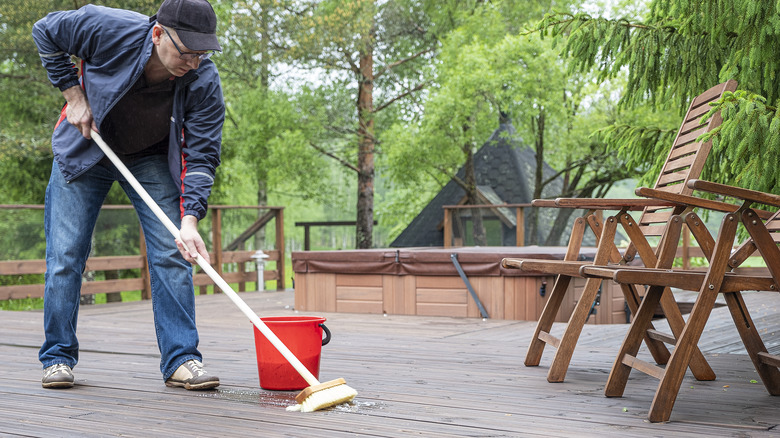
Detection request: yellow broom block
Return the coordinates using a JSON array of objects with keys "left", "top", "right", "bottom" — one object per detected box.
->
[
  {"left": 91, "top": 131, "right": 357, "bottom": 412},
  {"left": 286, "top": 378, "right": 358, "bottom": 412}
]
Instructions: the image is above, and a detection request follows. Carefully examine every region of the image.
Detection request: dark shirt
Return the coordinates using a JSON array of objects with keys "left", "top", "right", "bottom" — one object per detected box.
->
[{"left": 100, "top": 73, "right": 174, "bottom": 163}]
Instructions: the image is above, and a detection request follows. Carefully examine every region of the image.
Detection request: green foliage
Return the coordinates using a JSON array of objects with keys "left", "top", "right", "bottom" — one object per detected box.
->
[
  {"left": 0, "top": 1, "right": 163, "bottom": 204},
  {"left": 382, "top": 7, "right": 637, "bottom": 242},
  {"left": 699, "top": 90, "right": 780, "bottom": 194},
  {"left": 594, "top": 123, "right": 677, "bottom": 187},
  {"left": 535, "top": 0, "right": 780, "bottom": 195}
]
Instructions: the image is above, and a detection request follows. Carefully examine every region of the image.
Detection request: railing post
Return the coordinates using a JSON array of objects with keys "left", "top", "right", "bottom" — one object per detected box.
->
[
  {"left": 516, "top": 207, "right": 525, "bottom": 247},
  {"left": 276, "top": 208, "right": 285, "bottom": 290},
  {"left": 238, "top": 241, "right": 246, "bottom": 292},
  {"left": 140, "top": 225, "right": 151, "bottom": 300},
  {"left": 212, "top": 208, "right": 223, "bottom": 276},
  {"left": 444, "top": 207, "right": 452, "bottom": 249},
  {"left": 303, "top": 224, "right": 311, "bottom": 251}
]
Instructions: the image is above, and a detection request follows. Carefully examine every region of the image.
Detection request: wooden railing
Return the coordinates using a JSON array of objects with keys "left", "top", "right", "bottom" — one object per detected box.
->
[
  {"left": 295, "top": 220, "right": 378, "bottom": 251},
  {"left": 441, "top": 205, "right": 766, "bottom": 270},
  {"left": 442, "top": 204, "right": 531, "bottom": 248},
  {"left": 0, "top": 205, "right": 284, "bottom": 301}
]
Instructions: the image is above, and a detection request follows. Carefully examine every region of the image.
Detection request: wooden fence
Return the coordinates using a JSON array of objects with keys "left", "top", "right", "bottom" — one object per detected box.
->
[{"left": 0, "top": 205, "right": 284, "bottom": 301}]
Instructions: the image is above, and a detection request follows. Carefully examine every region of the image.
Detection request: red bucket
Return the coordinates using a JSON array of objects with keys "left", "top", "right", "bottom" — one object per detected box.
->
[{"left": 252, "top": 316, "right": 330, "bottom": 390}]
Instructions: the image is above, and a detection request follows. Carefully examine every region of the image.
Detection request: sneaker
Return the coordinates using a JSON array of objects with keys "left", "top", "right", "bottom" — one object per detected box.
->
[
  {"left": 42, "top": 364, "right": 74, "bottom": 389},
  {"left": 165, "top": 359, "right": 219, "bottom": 390}
]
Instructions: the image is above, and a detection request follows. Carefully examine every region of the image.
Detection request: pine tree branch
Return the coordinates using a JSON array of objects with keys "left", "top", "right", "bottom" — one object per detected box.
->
[
  {"left": 540, "top": 156, "right": 593, "bottom": 188},
  {"left": 524, "top": 13, "right": 653, "bottom": 35},
  {"left": 338, "top": 45, "right": 360, "bottom": 75},
  {"left": 374, "top": 48, "right": 435, "bottom": 79},
  {"left": 308, "top": 141, "right": 359, "bottom": 173},
  {"left": 374, "top": 80, "right": 431, "bottom": 113}
]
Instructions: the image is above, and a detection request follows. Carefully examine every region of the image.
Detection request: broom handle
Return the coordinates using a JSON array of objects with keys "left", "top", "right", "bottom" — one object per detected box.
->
[{"left": 91, "top": 131, "right": 320, "bottom": 387}]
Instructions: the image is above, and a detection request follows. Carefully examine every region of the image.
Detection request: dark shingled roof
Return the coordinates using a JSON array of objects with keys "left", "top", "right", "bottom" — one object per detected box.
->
[{"left": 390, "top": 122, "right": 583, "bottom": 248}]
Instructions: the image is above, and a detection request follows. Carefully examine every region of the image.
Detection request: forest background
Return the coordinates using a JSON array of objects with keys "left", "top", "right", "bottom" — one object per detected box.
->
[{"left": 3, "top": 0, "right": 780, "bottom": 302}]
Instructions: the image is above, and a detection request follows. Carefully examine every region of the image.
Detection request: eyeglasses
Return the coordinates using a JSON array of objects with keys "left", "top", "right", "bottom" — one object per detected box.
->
[{"left": 161, "top": 27, "right": 214, "bottom": 61}]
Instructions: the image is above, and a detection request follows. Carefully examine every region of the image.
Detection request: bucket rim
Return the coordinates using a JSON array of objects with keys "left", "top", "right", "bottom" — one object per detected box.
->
[{"left": 258, "top": 315, "right": 326, "bottom": 323}]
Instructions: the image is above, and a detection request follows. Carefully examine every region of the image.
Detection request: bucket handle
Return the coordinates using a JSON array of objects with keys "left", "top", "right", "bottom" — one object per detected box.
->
[{"left": 319, "top": 323, "right": 331, "bottom": 346}]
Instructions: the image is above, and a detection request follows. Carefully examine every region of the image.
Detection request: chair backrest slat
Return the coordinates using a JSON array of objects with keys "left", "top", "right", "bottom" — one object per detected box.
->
[
  {"left": 690, "top": 82, "right": 732, "bottom": 107},
  {"left": 766, "top": 220, "right": 780, "bottom": 231},
  {"left": 668, "top": 142, "right": 704, "bottom": 160},
  {"left": 638, "top": 211, "right": 673, "bottom": 225},
  {"left": 687, "top": 102, "right": 713, "bottom": 120},
  {"left": 678, "top": 118, "right": 708, "bottom": 134},
  {"left": 657, "top": 170, "right": 692, "bottom": 186},
  {"left": 637, "top": 80, "right": 738, "bottom": 236},
  {"left": 639, "top": 225, "right": 668, "bottom": 236},
  {"left": 674, "top": 126, "right": 710, "bottom": 146}
]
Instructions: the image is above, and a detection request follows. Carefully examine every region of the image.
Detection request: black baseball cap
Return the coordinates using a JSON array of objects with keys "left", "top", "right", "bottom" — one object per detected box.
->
[{"left": 151, "top": 0, "right": 221, "bottom": 51}]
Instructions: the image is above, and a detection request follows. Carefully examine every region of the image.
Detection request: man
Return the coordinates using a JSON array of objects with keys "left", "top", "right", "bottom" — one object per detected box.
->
[{"left": 32, "top": 0, "right": 224, "bottom": 390}]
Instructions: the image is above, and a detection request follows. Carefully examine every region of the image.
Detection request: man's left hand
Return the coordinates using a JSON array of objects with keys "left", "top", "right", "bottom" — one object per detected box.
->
[{"left": 177, "top": 215, "right": 210, "bottom": 264}]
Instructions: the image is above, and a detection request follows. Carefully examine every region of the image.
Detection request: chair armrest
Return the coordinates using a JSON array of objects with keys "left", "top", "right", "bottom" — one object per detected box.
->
[
  {"left": 688, "top": 179, "right": 780, "bottom": 209},
  {"left": 635, "top": 187, "right": 738, "bottom": 213},
  {"left": 552, "top": 197, "right": 676, "bottom": 210},
  {"left": 531, "top": 199, "right": 559, "bottom": 208},
  {"left": 636, "top": 187, "right": 775, "bottom": 220}
]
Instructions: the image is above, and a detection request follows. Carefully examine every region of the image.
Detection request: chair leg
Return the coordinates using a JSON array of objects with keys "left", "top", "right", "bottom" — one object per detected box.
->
[
  {"left": 605, "top": 285, "right": 665, "bottom": 397},
  {"left": 620, "top": 283, "right": 671, "bottom": 365},
  {"left": 657, "top": 287, "right": 717, "bottom": 381},
  {"left": 724, "top": 291, "right": 780, "bottom": 395},
  {"left": 648, "top": 288, "right": 721, "bottom": 422},
  {"left": 525, "top": 274, "right": 572, "bottom": 367},
  {"left": 647, "top": 211, "right": 740, "bottom": 423},
  {"left": 546, "top": 214, "right": 620, "bottom": 382},
  {"left": 547, "top": 276, "right": 602, "bottom": 382}
]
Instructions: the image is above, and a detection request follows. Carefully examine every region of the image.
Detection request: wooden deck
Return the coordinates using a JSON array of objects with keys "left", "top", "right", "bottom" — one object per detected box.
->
[{"left": 1, "top": 289, "right": 778, "bottom": 437}]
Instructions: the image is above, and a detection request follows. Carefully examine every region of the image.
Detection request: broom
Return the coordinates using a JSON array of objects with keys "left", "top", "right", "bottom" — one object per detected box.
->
[{"left": 91, "top": 130, "right": 357, "bottom": 412}]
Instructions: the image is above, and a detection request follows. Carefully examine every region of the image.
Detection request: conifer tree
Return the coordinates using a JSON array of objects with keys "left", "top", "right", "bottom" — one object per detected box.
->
[{"left": 537, "top": 0, "right": 780, "bottom": 194}]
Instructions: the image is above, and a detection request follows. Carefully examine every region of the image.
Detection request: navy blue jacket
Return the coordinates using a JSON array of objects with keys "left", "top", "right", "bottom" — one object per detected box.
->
[{"left": 32, "top": 5, "right": 224, "bottom": 220}]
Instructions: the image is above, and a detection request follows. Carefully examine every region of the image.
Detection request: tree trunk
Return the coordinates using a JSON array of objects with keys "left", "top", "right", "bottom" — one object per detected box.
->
[
  {"left": 260, "top": 1, "right": 269, "bottom": 90},
  {"left": 356, "top": 38, "right": 375, "bottom": 249},
  {"left": 105, "top": 270, "right": 122, "bottom": 303},
  {"left": 255, "top": 179, "right": 267, "bottom": 250},
  {"left": 528, "top": 109, "right": 545, "bottom": 245},
  {"left": 256, "top": 4, "right": 269, "bottom": 251},
  {"left": 544, "top": 208, "right": 577, "bottom": 246}
]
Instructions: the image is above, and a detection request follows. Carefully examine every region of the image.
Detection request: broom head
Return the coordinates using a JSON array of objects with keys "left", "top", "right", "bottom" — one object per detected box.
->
[{"left": 286, "top": 378, "right": 357, "bottom": 412}]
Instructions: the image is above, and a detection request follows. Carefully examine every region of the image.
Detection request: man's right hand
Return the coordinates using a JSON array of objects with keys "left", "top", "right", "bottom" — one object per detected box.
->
[{"left": 62, "top": 85, "right": 98, "bottom": 139}]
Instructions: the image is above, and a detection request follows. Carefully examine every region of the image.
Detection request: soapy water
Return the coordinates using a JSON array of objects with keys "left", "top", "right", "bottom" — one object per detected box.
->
[
  {"left": 333, "top": 400, "right": 382, "bottom": 413},
  {"left": 198, "top": 389, "right": 382, "bottom": 412},
  {"left": 197, "top": 388, "right": 296, "bottom": 407}
]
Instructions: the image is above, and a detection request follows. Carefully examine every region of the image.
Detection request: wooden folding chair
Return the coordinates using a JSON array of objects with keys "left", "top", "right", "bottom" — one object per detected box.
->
[
  {"left": 501, "top": 80, "right": 738, "bottom": 383},
  {"left": 599, "top": 179, "right": 780, "bottom": 422}
]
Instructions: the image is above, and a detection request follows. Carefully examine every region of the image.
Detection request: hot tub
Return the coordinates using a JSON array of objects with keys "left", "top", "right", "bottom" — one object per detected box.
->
[{"left": 291, "top": 246, "right": 629, "bottom": 323}]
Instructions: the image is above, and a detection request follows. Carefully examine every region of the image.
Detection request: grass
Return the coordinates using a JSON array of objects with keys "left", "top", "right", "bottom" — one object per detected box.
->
[
  {"left": 0, "top": 279, "right": 284, "bottom": 312},
  {"left": 0, "top": 297, "right": 44, "bottom": 311}
]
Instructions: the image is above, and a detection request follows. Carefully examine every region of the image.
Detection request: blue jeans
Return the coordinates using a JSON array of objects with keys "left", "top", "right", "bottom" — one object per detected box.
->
[{"left": 39, "top": 155, "right": 202, "bottom": 380}]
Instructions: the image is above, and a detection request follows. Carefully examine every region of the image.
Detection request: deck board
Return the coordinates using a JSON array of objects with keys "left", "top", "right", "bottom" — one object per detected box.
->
[{"left": 1, "top": 289, "right": 778, "bottom": 437}]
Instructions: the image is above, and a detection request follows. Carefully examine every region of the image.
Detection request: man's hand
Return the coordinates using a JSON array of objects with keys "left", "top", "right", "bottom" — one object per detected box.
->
[
  {"left": 62, "top": 85, "right": 98, "bottom": 139},
  {"left": 177, "top": 215, "right": 211, "bottom": 264}
]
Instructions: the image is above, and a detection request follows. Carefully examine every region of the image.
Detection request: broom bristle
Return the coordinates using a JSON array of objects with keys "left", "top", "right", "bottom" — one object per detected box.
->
[{"left": 286, "top": 378, "right": 358, "bottom": 412}]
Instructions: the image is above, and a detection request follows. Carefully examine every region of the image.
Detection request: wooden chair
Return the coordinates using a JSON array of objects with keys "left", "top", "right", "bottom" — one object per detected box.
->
[
  {"left": 501, "top": 80, "right": 738, "bottom": 383},
  {"left": 597, "top": 179, "right": 780, "bottom": 422}
]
